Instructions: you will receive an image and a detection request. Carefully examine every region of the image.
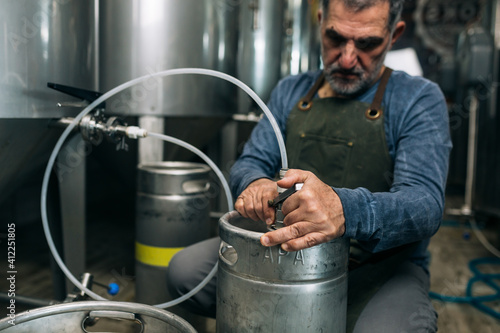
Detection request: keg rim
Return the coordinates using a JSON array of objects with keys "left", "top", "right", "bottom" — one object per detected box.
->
[
  {"left": 138, "top": 161, "right": 210, "bottom": 175},
  {"left": 0, "top": 300, "right": 196, "bottom": 332},
  {"left": 220, "top": 210, "right": 266, "bottom": 240}
]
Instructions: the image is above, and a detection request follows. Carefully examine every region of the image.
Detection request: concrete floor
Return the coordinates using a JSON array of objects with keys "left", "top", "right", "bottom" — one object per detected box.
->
[
  {"left": 428, "top": 220, "right": 500, "bottom": 333},
  {"left": 1, "top": 204, "right": 499, "bottom": 332}
]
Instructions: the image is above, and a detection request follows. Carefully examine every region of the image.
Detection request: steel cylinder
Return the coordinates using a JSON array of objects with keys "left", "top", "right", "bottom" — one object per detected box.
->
[
  {"left": 0, "top": 0, "right": 97, "bottom": 118},
  {"left": 237, "top": 0, "right": 285, "bottom": 111},
  {"left": 217, "top": 211, "right": 349, "bottom": 333},
  {"left": 135, "top": 161, "right": 211, "bottom": 304},
  {"left": 99, "top": 0, "right": 238, "bottom": 117},
  {"left": 0, "top": 0, "right": 97, "bottom": 204}
]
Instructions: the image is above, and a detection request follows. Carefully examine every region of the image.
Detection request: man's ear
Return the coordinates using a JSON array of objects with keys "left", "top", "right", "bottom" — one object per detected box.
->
[
  {"left": 318, "top": 9, "right": 323, "bottom": 24},
  {"left": 390, "top": 21, "right": 406, "bottom": 46}
]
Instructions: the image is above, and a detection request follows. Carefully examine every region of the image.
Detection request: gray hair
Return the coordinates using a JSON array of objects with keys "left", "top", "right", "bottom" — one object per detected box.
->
[{"left": 321, "top": 0, "right": 404, "bottom": 32}]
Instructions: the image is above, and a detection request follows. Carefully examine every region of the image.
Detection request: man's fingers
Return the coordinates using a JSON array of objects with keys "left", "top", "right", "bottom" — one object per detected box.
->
[
  {"left": 252, "top": 192, "right": 268, "bottom": 222},
  {"left": 277, "top": 169, "right": 311, "bottom": 188},
  {"left": 235, "top": 194, "right": 274, "bottom": 223},
  {"left": 281, "top": 232, "right": 328, "bottom": 251},
  {"left": 236, "top": 196, "right": 259, "bottom": 221},
  {"left": 234, "top": 178, "right": 278, "bottom": 223},
  {"left": 261, "top": 224, "right": 329, "bottom": 251},
  {"left": 261, "top": 196, "right": 275, "bottom": 224},
  {"left": 260, "top": 222, "right": 310, "bottom": 246}
]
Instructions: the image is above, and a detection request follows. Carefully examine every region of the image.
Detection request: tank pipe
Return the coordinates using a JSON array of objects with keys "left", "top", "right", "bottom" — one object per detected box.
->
[{"left": 41, "top": 68, "right": 288, "bottom": 305}]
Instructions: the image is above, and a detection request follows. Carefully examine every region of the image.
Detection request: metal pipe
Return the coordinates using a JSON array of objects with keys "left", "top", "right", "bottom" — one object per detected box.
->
[
  {"left": 462, "top": 91, "right": 479, "bottom": 216},
  {"left": 489, "top": 0, "right": 500, "bottom": 119},
  {"left": 50, "top": 117, "right": 78, "bottom": 129}
]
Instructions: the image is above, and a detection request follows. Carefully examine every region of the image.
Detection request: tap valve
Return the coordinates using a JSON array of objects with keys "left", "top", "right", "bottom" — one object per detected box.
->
[
  {"left": 267, "top": 169, "right": 303, "bottom": 230},
  {"left": 48, "top": 82, "right": 148, "bottom": 148}
]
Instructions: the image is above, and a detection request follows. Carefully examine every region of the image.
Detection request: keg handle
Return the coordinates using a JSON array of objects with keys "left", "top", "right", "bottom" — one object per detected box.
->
[
  {"left": 82, "top": 310, "right": 144, "bottom": 333},
  {"left": 219, "top": 241, "right": 238, "bottom": 266},
  {"left": 182, "top": 179, "right": 210, "bottom": 194}
]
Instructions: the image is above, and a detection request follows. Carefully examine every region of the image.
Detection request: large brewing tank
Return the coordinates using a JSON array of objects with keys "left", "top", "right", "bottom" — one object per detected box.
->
[
  {"left": 237, "top": 0, "right": 286, "bottom": 112},
  {"left": 99, "top": 0, "right": 239, "bottom": 117},
  {"left": 236, "top": 0, "right": 321, "bottom": 114},
  {"left": 283, "top": 0, "right": 322, "bottom": 76},
  {"left": 217, "top": 211, "right": 349, "bottom": 333},
  {"left": 0, "top": 0, "right": 97, "bottom": 205}
]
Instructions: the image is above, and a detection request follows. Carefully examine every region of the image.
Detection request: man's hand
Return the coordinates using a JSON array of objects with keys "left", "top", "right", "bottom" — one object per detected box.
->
[
  {"left": 260, "top": 169, "right": 345, "bottom": 251},
  {"left": 234, "top": 178, "right": 278, "bottom": 225}
]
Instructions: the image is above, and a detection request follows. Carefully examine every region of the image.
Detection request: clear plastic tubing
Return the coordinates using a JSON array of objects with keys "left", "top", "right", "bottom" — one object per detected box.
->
[
  {"left": 40, "top": 68, "right": 288, "bottom": 306},
  {"left": 41, "top": 129, "right": 231, "bottom": 305}
]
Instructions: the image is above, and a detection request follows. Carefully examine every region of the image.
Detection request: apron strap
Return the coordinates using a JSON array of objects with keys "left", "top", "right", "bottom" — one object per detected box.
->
[
  {"left": 296, "top": 67, "right": 394, "bottom": 116},
  {"left": 296, "top": 73, "right": 325, "bottom": 111},
  {"left": 365, "top": 67, "right": 393, "bottom": 120}
]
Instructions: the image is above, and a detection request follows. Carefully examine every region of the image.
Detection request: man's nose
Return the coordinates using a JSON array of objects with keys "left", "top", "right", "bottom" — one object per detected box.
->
[{"left": 339, "top": 40, "right": 357, "bottom": 69}]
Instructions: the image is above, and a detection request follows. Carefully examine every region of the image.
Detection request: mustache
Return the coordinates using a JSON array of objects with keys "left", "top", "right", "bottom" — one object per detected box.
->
[{"left": 324, "top": 64, "right": 363, "bottom": 77}]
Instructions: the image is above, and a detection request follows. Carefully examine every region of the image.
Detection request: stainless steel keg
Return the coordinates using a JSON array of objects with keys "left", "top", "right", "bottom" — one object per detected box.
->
[
  {"left": 135, "top": 161, "right": 211, "bottom": 304},
  {"left": 217, "top": 211, "right": 349, "bottom": 333},
  {"left": 0, "top": 301, "right": 197, "bottom": 332}
]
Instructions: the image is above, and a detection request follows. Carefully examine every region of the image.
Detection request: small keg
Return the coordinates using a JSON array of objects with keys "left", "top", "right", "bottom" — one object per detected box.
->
[
  {"left": 0, "top": 301, "right": 197, "bottom": 332},
  {"left": 135, "top": 161, "right": 211, "bottom": 304},
  {"left": 217, "top": 211, "right": 349, "bottom": 333}
]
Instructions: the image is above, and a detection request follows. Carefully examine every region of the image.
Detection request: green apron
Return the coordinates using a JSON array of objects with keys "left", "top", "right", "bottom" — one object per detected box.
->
[
  {"left": 286, "top": 68, "right": 415, "bottom": 331},
  {"left": 286, "top": 68, "right": 393, "bottom": 191}
]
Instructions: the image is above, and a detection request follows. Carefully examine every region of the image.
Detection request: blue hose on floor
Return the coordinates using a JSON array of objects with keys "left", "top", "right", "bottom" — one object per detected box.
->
[{"left": 429, "top": 257, "right": 500, "bottom": 319}]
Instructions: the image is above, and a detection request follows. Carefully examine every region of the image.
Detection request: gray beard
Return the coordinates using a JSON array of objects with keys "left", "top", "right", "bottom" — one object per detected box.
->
[{"left": 323, "top": 58, "right": 385, "bottom": 98}]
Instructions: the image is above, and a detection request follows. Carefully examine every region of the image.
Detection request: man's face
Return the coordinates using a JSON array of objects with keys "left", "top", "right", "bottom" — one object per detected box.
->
[{"left": 319, "top": 0, "right": 398, "bottom": 97}]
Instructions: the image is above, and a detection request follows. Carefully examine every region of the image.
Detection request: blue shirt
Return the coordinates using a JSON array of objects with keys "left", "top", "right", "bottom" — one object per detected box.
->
[{"left": 230, "top": 69, "right": 452, "bottom": 269}]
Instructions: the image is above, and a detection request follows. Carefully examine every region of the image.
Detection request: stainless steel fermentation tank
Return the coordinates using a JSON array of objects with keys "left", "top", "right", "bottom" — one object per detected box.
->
[
  {"left": 238, "top": 0, "right": 286, "bottom": 113},
  {"left": 0, "top": 0, "right": 97, "bottom": 204},
  {"left": 217, "top": 211, "right": 349, "bottom": 333},
  {"left": 99, "top": 0, "right": 317, "bottom": 116},
  {"left": 99, "top": 0, "right": 321, "bottom": 160},
  {"left": 0, "top": 0, "right": 97, "bottom": 294},
  {"left": 238, "top": 0, "right": 321, "bottom": 110},
  {"left": 135, "top": 162, "right": 211, "bottom": 304},
  {"left": 99, "top": 0, "right": 242, "bottom": 169},
  {"left": 99, "top": 0, "right": 239, "bottom": 117}
]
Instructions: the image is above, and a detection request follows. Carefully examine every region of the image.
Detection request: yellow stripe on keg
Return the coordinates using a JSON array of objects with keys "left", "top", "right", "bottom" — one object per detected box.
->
[{"left": 135, "top": 242, "right": 184, "bottom": 267}]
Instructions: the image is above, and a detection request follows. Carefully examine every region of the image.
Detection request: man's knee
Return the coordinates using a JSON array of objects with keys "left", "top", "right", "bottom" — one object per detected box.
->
[
  {"left": 166, "top": 249, "right": 190, "bottom": 297},
  {"left": 166, "top": 237, "right": 218, "bottom": 295},
  {"left": 404, "top": 305, "right": 438, "bottom": 333},
  {"left": 164, "top": 237, "right": 219, "bottom": 317},
  {"left": 353, "top": 262, "right": 437, "bottom": 333},
  {"left": 354, "top": 302, "right": 437, "bottom": 333}
]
